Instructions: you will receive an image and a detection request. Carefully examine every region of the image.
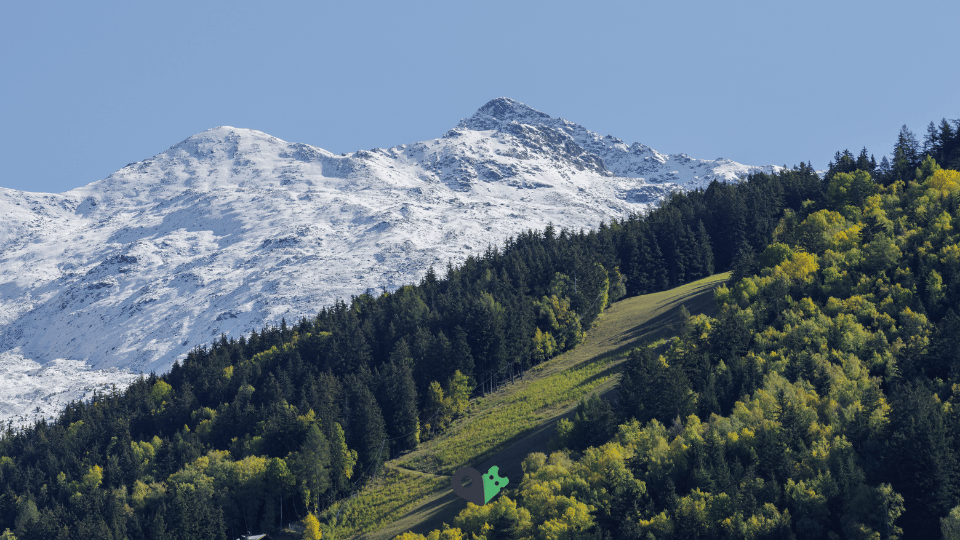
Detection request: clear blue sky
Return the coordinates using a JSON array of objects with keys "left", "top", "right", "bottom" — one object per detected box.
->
[{"left": 2, "top": 0, "right": 957, "bottom": 193}]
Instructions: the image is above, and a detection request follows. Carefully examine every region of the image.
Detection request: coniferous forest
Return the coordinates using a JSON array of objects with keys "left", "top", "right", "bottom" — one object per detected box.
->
[{"left": 2, "top": 118, "right": 960, "bottom": 539}]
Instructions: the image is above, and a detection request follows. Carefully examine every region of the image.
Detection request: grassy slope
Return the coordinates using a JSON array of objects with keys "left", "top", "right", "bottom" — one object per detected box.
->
[{"left": 325, "top": 272, "right": 729, "bottom": 540}]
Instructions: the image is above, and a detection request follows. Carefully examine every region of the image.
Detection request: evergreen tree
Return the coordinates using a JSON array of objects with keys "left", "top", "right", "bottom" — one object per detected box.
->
[
  {"left": 856, "top": 147, "right": 876, "bottom": 174},
  {"left": 729, "top": 242, "right": 757, "bottom": 284},
  {"left": 939, "top": 118, "right": 957, "bottom": 167},
  {"left": 618, "top": 347, "right": 694, "bottom": 425},
  {"left": 891, "top": 124, "right": 922, "bottom": 183},
  {"left": 467, "top": 292, "right": 507, "bottom": 383},
  {"left": 878, "top": 155, "right": 892, "bottom": 179},
  {"left": 693, "top": 220, "right": 714, "bottom": 279},
  {"left": 643, "top": 228, "right": 669, "bottom": 292},
  {"left": 451, "top": 327, "right": 475, "bottom": 382},
  {"left": 375, "top": 359, "right": 420, "bottom": 452},
  {"left": 290, "top": 423, "right": 331, "bottom": 513},
  {"left": 343, "top": 377, "right": 388, "bottom": 476},
  {"left": 626, "top": 228, "right": 650, "bottom": 295},
  {"left": 170, "top": 483, "right": 226, "bottom": 540},
  {"left": 925, "top": 121, "right": 941, "bottom": 156},
  {"left": 884, "top": 382, "right": 958, "bottom": 538},
  {"left": 932, "top": 309, "right": 960, "bottom": 383},
  {"left": 563, "top": 393, "right": 618, "bottom": 451},
  {"left": 146, "top": 508, "right": 167, "bottom": 540}
]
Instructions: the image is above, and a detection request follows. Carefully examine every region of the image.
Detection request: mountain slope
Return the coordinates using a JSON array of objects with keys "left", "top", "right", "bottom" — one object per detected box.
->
[
  {"left": 0, "top": 98, "right": 777, "bottom": 426},
  {"left": 329, "top": 273, "right": 729, "bottom": 539}
]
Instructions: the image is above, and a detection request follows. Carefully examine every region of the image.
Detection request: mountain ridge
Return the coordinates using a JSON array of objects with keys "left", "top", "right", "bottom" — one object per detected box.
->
[{"left": 0, "top": 98, "right": 778, "bottom": 427}]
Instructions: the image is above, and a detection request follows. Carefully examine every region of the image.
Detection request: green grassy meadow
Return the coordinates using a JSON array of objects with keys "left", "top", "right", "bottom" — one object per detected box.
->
[{"left": 324, "top": 272, "right": 729, "bottom": 539}]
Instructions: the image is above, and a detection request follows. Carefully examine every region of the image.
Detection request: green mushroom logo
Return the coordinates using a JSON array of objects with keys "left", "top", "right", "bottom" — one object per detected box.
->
[{"left": 451, "top": 465, "right": 509, "bottom": 505}]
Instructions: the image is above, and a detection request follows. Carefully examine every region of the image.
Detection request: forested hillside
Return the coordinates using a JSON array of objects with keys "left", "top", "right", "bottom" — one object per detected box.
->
[
  {"left": 396, "top": 121, "right": 960, "bottom": 539},
  {"left": 1, "top": 117, "right": 958, "bottom": 540}
]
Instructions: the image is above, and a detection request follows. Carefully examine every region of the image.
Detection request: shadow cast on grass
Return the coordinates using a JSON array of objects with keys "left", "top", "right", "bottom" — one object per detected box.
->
[
  {"left": 618, "top": 282, "right": 722, "bottom": 344},
  {"left": 362, "top": 277, "right": 726, "bottom": 539},
  {"left": 445, "top": 278, "right": 725, "bottom": 473}
]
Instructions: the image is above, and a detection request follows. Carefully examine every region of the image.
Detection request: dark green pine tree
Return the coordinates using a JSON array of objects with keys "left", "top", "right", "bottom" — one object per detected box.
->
[
  {"left": 451, "top": 326, "right": 475, "bottom": 381},
  {"left": 146, "top": 507, "right": 167, "bottom": 540},
  {"left": 18, "top": 507, "right": 69, "bottom": 540},
  {"left": 661, "top": 211, "right": 689, "bottom": 287},
  {"left": 728, "top": 196, "right": 750, "bottom": 258},
  {"left": 924, "top": 121, "right": 941, "bottom": 157},
  {"left": 329, "top": 310, "right": 372, "bottom": 374},
  {"left": 709, "top": 305, "right": 752, "bottom": 362},
  {"left": 375, "top": 359, "right": 420, "bottom": 452},
  {"left": 942, "top": 118, "right": 960, "bottom": 170},
  {"left": 503, "top": 295, "right": 535, "bottom": 379},
  {"left": 170, "top": 484, "right": 226, "bottom": 540},
  {"left": 877, "top": 155, "right": 892, "bottom": 180},
  {"left": 568, "top": 393, "right": 618, "bottom": 451},
  {"left": 344, "top": 376, "right": 388, "bottom": 476},
  {"left": 931, "top": 309, "right": 960, "bottom": 383},
  {"left": 409, "top": 327, "right": 437, "bottom": 392},
  {"left": 76, "top": 514, "right": 115, "bottom": 540},
  {"left": 693, "top": 220, "right": 714, "bottom": 279},
  {"left": 774, "top": 388, "right": 809, "bottom": 452},
  {"left": 729, "top": 241, "right": 756, "bottom": 284},
  {"left": 642, "top": 228, "right": 669, "bottom": 292},
  {"left": 827, "top": 149, "right": 857, "bottom": 179},
  {"left": 618, "top": 346, "right": 694, "bottom": 425},
  {"left": 621, "top": 228, "right": 644, "bottom": 296},
  {"left": 428, "top": 330, "right": 453, "bottom": 383},
  {"left": 466, "top": 292, "right": 507, "bottom": 384},
  {"left": 883, "top": 382, "right": 958, "bottom": 538},
  {"left": 856, "top": 147, "right": 876, "bottom": 175},
  {"left": 753, "top": 423, "right": 789, "bottom": 484},
  {"left": 389, "top": 336, "right": 415, "bottom": 382},
  {"left": 674, "top": 225, "right": 694, "bottom": 285},
  {"left": 706, "top": 183, "right": 749, "bottom": 271},
  {"left": 940, "top": 118, "right": 956, "bottom": 148},
  {"left": 891, "top": 124, "right": 922, "bottom": 183},
  {"left": 301, "top": 372, "right": 343, "bottom": 448}
]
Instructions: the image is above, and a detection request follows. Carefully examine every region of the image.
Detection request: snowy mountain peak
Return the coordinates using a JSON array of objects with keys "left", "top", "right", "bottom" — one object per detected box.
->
[
  {"left": 464, "top": 97, "right": 553, "bottom": 129},
  {"left": 69, "top": 127, "right": 330, "bottom": 205},
  {"left": 455, "top": 98, "right": 779, "bottom": 185},
  {"left": 0, "top": 99, "right": 780, "bottom": 427},
  {"left": 165, "top": 126, "right": 284, "bottom": 158}
]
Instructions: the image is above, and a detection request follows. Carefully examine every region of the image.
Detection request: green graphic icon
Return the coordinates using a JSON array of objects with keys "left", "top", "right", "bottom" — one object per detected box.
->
[
  {"left": 451, "top": 465, "right": 509, "bottom": 505},
  {"left": 481, "top": 465, "right": 509, "bottom": 503}
]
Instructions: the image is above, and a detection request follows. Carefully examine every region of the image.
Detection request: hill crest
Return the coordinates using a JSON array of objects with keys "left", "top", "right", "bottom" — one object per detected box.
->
[{"left": 0, "top": 98, "right": 776, "bottom": 427}]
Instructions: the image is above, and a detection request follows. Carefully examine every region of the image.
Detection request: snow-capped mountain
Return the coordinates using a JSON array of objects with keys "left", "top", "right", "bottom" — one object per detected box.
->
[{"left": 0, "top": 98, "right": 778, "bottom": 427}]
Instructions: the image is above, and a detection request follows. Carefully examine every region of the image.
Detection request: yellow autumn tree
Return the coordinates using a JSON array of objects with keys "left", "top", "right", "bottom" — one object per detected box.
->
[
  {"left": 395, "top": 527, "right": 465, "bottom": 540},
  {"left": 778, "top": 251, "right": 819, "bottom": 282},
  {"left": 446, "top": 370, "right": 472, "bottom": 418},
  {"left": 532, "top": 327, "right": 557, "bottom": 363},
  {"left": 796, "top": 210, "right": 847, "bottom": 254},
  {"left": 302, "top": 512, "right": 322, "bottom": 539},
  {"left": 453, "top": 495, "right": 534, "bottom": 539},
  {"left": 828, "top": 169, "right": 878, "bottom": 210},
  {"left": 425, "top": 380, "right": 450, "bottom": 434},
  {"left": 923, "top": 167, "right": 960, "bottom": 197},
  {"left": 82, "top": 464, "right": 103, "bottom": 492},
  {"left": 150, "top": 380, "right": 173, "bottom": 408},
  {"left": 534, "top": 294, "right": 583, "bottom": 351},
  {"left": 943, "top": 506, "right": 960, "bottom": 540}
]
